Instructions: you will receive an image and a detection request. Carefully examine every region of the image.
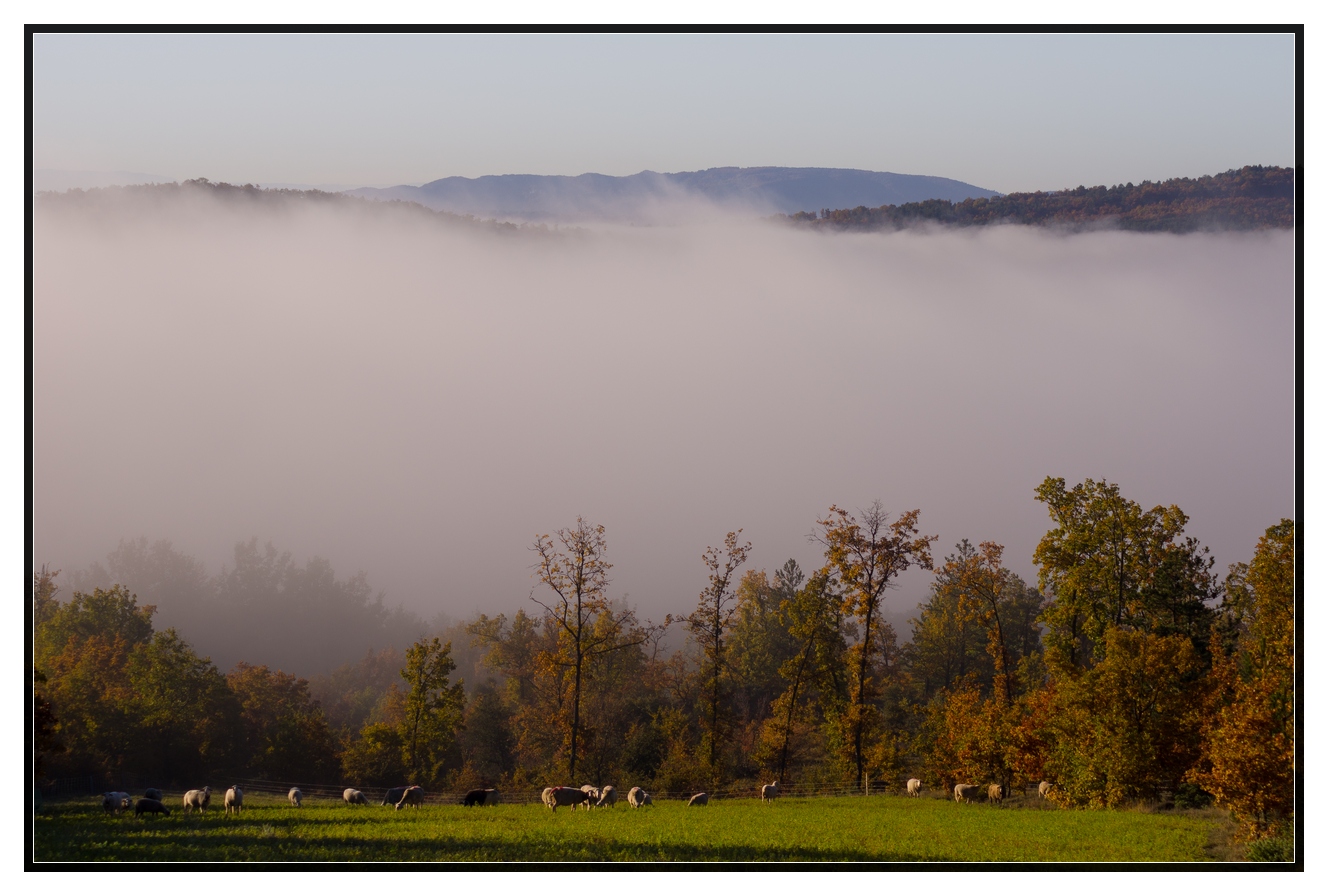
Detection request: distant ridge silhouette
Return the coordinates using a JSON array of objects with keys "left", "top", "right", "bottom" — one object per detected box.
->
[{"left": 348, "top": 166, "right": 1000, "bottom": 222}]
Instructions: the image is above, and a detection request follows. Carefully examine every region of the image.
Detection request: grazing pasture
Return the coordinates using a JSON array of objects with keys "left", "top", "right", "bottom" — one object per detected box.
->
[{"left": 33, "top": 793, "right": 1227, "bottom": 862}]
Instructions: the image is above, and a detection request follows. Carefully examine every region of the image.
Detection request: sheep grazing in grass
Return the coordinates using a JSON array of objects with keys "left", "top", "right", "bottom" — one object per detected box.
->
[
  {"left": 343, "top": 788, "right": 368, "bottom": 806},
  {"left": 134, "top": 798, "right": 170, "bottom": 817},
  {"left": 395, "top": 785, "right": 424, "bottom": 810},
  {"left": 1038, "top": 781, "right": 1053, "bottom": 799},
  {"left": 484, "top": 789, "right": 500, "bottom": 806},
  {"left": 987, "top": 784, "right": 1005, "bottom": 804},
  {"left": 907, "top": 779, "right": 922, "bottom": 797},
  {"left": 102, "top": 791, "right": 131, "bottom": 813},
  {"left": 954, "top": 784, "right": 981, "bottom": 804},
  {"left": 143, "top": 788, "right": 163, "bottom": 802},
  {"left": 596, "top": 785, "right": 617, "bottom": 808},
  {"left": 463, "top": 789, "right": 488, "bottom": 807},
  {"left": 627, "top": 787, "right": 652, "bottom": 808},
  {"left": 687, "top": 792, "right": 709, "bottom": 807},
  {"left": 225, "top": 785, "right": 244, "bottom": 815},
  {"left": 183, "top": 787, "right": 212, "bottom": 813},
  {"left": 382, "top": 786, "right": 408, "bottom": 807},
  {"left": 761, "top": 781, "right": 779, "bottom": 802},
  {"left": 580, "top": 785, "right": 600, "bottom": 803},
  {"left": 542, "top": 786, "right": 591, "bottom": 812},
  {"left": 289, "top": 788, "right": 303, "bottom": 807}
]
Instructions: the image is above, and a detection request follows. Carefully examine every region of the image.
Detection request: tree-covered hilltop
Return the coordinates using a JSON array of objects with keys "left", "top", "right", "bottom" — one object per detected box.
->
[{"left": 783, "top": 166, "right": 1295, "bottom": 233}]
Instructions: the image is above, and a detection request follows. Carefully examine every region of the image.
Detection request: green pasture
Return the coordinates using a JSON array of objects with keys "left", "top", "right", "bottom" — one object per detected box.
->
[{"left": 33, "top": 793, "right": 1229, "bottom": 863}]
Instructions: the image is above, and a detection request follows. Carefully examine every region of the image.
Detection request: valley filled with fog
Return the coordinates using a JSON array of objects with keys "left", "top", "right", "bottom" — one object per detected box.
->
[{"left": 33, "top": 189, "right": 1294, "bottom": 675}]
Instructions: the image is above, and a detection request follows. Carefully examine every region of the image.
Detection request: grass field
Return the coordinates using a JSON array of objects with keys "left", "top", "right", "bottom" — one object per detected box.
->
[{"left": 32, "top": 793, "right": 1231, "bottom": 863}]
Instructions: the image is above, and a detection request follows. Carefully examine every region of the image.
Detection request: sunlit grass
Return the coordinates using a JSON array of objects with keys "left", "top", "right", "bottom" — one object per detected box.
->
[{"left": 33, "top": 793, "right": 1222, "bottom": 863}]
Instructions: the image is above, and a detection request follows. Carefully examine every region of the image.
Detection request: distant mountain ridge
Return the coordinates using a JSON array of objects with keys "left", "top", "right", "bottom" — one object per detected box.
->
[{"left": 348, "top": 166, "right": 1000, "bottom": 222}]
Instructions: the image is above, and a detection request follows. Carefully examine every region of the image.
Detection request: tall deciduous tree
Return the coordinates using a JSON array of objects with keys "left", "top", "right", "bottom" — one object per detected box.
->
[
  {"left": 399, "top": 637, "right": 466, "bottom": 785},
  {"left": 930, "top": 540, "right": 1043, "bottom": 705},
  {"left": 685, "top": 530, "right": 752, "bottom": 781},
  {"left": 817, "top": 502, "right": 936, "bottom": 789},
  {"left": 1033, "top": 477, "right": 1218, "bottom": 670},
  {"left": 532, "top": 519, "right": 656, "bottom": 779}
]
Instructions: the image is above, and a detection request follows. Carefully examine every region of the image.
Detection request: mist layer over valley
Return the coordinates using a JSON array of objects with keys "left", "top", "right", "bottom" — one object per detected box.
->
[{"left": 33, "top": 188, "right": 1294, "bottom": 678}]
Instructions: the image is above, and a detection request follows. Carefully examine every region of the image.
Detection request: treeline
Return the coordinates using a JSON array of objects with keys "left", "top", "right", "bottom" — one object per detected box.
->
[
  {"left": 34, "top": 178, "right": 546, "bottom": 234},
  {"left": 783, "top": 166, "right": 1294, "bottom": 233},
  {"left": 32, "top": 477, "right": 1295, "bottom": 852}
]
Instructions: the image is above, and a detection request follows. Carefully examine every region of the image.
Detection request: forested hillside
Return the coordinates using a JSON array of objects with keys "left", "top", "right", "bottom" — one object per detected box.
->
[
  {"left": 32, "top": 479, "right": 1295, "bottom": 854},
  {"left": 784, "top": 166, "right": 1294, "bottom": 233}
]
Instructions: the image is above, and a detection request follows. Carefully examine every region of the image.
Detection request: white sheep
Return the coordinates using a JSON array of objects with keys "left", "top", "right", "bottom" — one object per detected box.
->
[
  {"left": 906, "top": 778, "right": 922, "bottom": 797},
  {"left": 225, "top": 785, "right": 244, "bottom": 815},
  {"left": 596, "top": 785, "right": 617, "bottom": 808},
  {"left": 987, "top": 783, "right": 1004, "bottom": 804},
  {"left": 761, "top": 780, "right": 779, "bottom": 802},
  {"left": 343, "top": 788, "right": 368, "bottom": 806},
  {"left": 687, "top": 792, "right": 709, "bottom": 806},
  {"left": 1038, "top": 780, "right": 1053, "bottom": 799},
  {"left": 395, "top": 785, "right": 424, "bottom": 810},
  {"left": 182, "top": 786, "right": 212, "bottom": 813},
  {"left": 289, "top": 787, "right": 303, "bottom": 807},
  {"left": 627, "top": 786, "right": 652, "bottom": 808},
  {"left": 580, "top": 784, "right": 600, "bottom": 803}
]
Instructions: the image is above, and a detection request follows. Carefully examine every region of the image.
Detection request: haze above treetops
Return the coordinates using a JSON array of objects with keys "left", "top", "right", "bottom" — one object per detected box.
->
[{"left": 33, "top": 166, "right": 1294, "bottom": 678}]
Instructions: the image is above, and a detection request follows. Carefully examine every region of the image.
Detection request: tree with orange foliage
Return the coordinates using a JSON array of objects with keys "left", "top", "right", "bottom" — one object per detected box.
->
[{"left": 1190, "top": 520, "right": 1295, "bottom": 842}]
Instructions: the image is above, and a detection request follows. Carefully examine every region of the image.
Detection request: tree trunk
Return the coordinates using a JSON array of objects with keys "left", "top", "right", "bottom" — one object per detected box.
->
[
  {"left": 853, "top": 594, "right": 876, "bottom": 789},
  {"left": 778, "top": 641, "right": 813, "bottom": 781}
]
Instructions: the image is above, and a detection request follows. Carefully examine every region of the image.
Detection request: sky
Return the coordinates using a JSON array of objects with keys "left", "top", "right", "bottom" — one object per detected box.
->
[{"left": 32, "top": 33, "right": 1295, "bottom": 193}]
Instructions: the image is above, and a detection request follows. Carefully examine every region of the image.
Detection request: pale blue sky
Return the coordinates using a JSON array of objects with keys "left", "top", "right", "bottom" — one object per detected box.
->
[{"left": 33, "top": 32, "right": 1295, "bottom": 192}]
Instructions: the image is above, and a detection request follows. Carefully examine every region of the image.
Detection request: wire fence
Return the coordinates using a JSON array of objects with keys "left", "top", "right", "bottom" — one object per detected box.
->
[{"left": 38, "top": 775, "right": 908, "bottom": 807}]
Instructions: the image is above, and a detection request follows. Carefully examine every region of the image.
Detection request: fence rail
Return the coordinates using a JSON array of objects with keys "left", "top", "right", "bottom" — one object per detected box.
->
[{"left": 39, "top": 775, "right": 902, "bottom": 806}]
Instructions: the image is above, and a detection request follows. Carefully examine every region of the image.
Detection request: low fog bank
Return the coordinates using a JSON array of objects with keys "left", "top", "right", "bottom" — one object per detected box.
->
[{"left": 34, "top": 189, "right": 1294, "bottom": 670}]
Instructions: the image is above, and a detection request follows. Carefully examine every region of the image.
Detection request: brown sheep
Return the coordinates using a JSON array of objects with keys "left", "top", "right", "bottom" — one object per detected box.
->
[{"left": 954, "top": 783, "right": 981, "bottom": 804}]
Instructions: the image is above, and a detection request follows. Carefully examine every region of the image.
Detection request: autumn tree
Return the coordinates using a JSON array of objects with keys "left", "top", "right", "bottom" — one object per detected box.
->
[
  {"left": 399, "top": 637, "right": 467, "bottom": 785},
  {"left": 122, "top": 630, "right": 241, "bottom": 784},
  {"left": 685, "top": 530, "right": 752, "bottom": 781},
  {"left": 1033, "top": 477, "right": 1218, "bottom": 670},
  {"left": 227, "top": 663, "right": 340, "bottom": 782},
  {"left": 755, "top": 568, "right": 848, "bottom": 782},
  {"left": 928, "top": 540, "right": 1043, "bottom": 705},
  {"left": 1190, "top": 520, "right": 1295, "bottom": 843},
  {"left": 531, "top": 519, "right": 657, "bottom": 780},
  {"left": 1042, "top": 628, "right": 1206, "bottom": 807},
  {"left": 817, "top": 502, "right": 936, "bottom": 789}
]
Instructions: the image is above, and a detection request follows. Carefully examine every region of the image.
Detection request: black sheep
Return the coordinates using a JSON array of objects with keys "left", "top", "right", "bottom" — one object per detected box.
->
[
  {"left": 135, "top": 798, "right": 171, "bottom": 817},
  {"left": 462, "top": 789, "right": 487, "bottom": 806}
]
